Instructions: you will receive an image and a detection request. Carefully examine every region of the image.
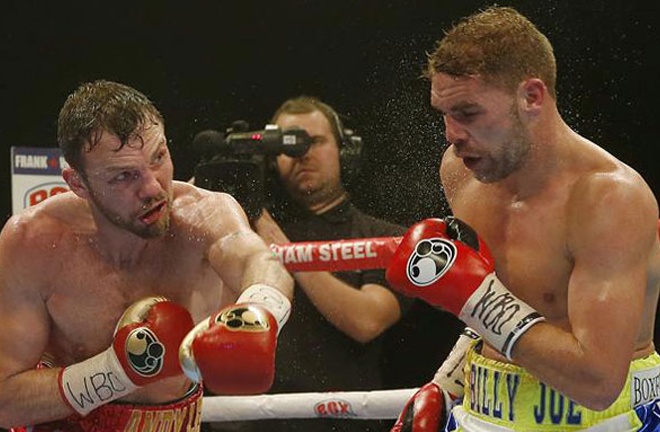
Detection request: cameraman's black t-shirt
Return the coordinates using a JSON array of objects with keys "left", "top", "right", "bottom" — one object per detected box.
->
[{"left": 273, "top": 199, "right": 408, "bottom": 395}]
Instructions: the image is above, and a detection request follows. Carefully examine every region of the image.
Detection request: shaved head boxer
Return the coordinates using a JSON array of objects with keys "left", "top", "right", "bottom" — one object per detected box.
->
[
  {"left": 386, "top": 6, "right": 660, "bottom": 432},
  {"left": 0, "top": 80, "right": 293, "bottom": 431}
]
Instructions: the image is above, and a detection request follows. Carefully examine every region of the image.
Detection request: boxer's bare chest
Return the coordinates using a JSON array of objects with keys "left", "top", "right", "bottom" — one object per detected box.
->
[
  {"left": 44, "top": 234, "right": 223, "bottom": 362},
  {"left": 451, "top": 183, "right": 573, "bottom": 321}
]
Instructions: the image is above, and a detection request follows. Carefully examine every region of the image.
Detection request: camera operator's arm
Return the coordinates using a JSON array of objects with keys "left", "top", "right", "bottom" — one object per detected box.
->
[{"left": 254, "top": 209, "right": 401, "bottom": 343}]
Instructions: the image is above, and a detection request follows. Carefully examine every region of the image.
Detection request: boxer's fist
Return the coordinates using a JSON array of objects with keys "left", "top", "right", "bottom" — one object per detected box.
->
[
  {"left": 59, "top": 297, "right": 194, "bottom": 415},
  {"left": 386, "top": 217, "right": 544, "bottom": 360},
  {"left": 385, "top": 217, "right": 493, "bottom": 315},
  {"left": 391, "top": 383, "right": 448, "bottom": 432},
  {"left": 390, "top": 328, "right": 480, "bottom": 432},
  {"left": 179, "top": 303, "right": 278, "bottom": 395},
  {"left": 113, "top": 297, "right": 194, "bottom": 386}
]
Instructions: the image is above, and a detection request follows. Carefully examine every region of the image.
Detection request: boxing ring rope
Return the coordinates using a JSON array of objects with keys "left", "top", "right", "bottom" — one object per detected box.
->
[
  {"left": 202, "top": 235, "right": 410, "bottom": 422},
  {"left": 201, "top": 388, "right": 418, "bottom": 421}
]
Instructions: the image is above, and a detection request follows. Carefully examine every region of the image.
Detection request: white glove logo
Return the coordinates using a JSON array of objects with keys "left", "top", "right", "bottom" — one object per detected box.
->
[{"left": 406, "top": 238, "right": 456, "bottom": 286}]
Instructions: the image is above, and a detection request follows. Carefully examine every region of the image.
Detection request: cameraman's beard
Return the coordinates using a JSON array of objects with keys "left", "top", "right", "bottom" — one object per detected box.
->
[{"left": 286, "top": 180, "right": 346, "bottom": 212}]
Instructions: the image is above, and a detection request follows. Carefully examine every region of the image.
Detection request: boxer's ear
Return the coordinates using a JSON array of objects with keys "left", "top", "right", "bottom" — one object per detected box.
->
[
  {"left": 63, "top": 167, "right": 91, "bottom": 200},
  {"left": 518, "top": 78, "right": 545, "bottom": 116}
]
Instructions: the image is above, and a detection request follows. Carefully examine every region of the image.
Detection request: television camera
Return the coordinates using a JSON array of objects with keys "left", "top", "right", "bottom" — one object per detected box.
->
[{"left": 193, "top": 121, "right": 312, "bottom": 220}]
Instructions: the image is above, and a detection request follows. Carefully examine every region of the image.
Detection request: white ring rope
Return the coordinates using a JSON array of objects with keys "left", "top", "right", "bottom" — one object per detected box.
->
[{"left": 201, "top": 388, "right": 418, "bottom": 422}]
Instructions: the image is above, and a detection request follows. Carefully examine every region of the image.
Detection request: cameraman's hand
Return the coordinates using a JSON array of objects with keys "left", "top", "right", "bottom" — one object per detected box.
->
[{"left": 253, "top": 208, "right": 290, "bottom": 245}]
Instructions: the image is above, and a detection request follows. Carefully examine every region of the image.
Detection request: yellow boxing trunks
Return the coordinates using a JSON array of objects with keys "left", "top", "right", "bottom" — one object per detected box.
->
[
  {"left": 450, "top": 343, "right": 660, "bottom": 431},
  {"left": 12, "top": 384, "right": 202, "bottom": 432}
]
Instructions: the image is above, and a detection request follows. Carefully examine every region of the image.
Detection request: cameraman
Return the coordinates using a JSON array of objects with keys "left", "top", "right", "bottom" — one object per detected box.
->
[{"left": 218, "top": 96, "right": 409, "bottom": 432}]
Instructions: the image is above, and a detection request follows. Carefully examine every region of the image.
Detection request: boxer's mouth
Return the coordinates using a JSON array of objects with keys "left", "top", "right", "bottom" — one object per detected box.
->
[
  {"left": 140, "top": 201, "right": 167, "bottom": 225},
  {"left": 462, "top": 156, "right": 481, "bottom": 170}
]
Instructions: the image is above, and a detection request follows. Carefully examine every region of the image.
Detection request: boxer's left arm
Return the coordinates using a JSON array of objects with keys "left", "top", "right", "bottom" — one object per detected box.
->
[
  {"left": 180, "top": 192, "right": 293, "bottom": 395},
  {"left": 437, "top": 147, "right": 651, "bottom": 409},
  {"left": 509, "top": 173, "right": 659, "bottom": 410},
  {"left": 203, "top": 194, "right": 293, "bottom": 304},
  {"left": 388, "top": 174, "right": 658, "bottom": 410}
]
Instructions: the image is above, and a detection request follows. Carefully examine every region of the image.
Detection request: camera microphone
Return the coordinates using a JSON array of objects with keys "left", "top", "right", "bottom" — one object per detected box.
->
[
  {"left": 226, "top": 125, "right": 311, "bottom": 157},
  {"left": 193, "top": 123, "right": 312, "bottom": 220},
  {"left": 192, "top": 129, "right": 228, "bottom": 162}
]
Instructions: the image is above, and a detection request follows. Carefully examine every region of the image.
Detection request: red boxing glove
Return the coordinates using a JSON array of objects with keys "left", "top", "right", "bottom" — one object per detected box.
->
[
  {"left": 179, "top": 284, "right": 291, "bottom": 395},
  {"left": 390, "top": 327, "right": 480, "bottom": 432},
  {"left": 391, "top": 383, "right": 448, "bottom": 432},
  {"left": 59, "top": 297, "right": 194, "bottom": 415},
  {"left": 112, "top": 297, "right": 194, "bottom": 385},
  {"left": 386, "top": 217, "right": 544, "bottom": 360},
  {"left": 386, "top": 217, "right": 493, "bottom": 315}
]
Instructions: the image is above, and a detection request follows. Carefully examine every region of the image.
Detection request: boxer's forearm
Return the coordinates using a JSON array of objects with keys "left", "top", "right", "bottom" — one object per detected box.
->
[
  {"left": 0, "top": 368, "right": 74, "bottom": 426},
  {"left": 499, "top": 323, "right": 630, "bottom": 411},
  {"left": 241, "top": 250, "right": 294, "bottom": 300}
]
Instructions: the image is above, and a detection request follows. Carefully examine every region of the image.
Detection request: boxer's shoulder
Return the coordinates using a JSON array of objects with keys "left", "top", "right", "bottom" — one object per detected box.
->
[
  {"left": 173, "top": 181, "right": 242, "bottom": 213},
  {"left": 171, "top": 182, "right": 250, "bottom": 234},
  {"left": 567, "top": 160, "right": 657, "bottom": 231},
  {"left": 1, "top": 192, "right": 89, "bottom": 253},
  {"left": 0, "top": 198, "right": 85, "bottom": 301},
  {"left": 569, "top": 138, "right": 653, "bottom": 199}
]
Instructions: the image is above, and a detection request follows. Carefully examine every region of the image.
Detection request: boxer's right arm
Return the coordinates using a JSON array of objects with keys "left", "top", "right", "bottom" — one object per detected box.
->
[
  {"left": 0, "top": 217, "right": 76, "bottom": 425},
  {"left": 0, "top": 216, "right": 65, "bottom": 426},
  {"left": 0, "top": 217, "right": 193, "bottom": 425},
  {"left": 0, "top": 294, "right": 193, "bottom": 424}
]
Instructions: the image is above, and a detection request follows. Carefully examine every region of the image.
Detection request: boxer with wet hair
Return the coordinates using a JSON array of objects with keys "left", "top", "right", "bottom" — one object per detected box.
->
[
  {"left": 0, "top": 80, "right": 293, "bottom": 431},
  {"left": 386, "top": 6, "right": 660, "bottom": 432}
]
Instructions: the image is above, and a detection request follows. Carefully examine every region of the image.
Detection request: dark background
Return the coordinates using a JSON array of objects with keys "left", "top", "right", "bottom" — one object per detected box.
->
[
  {"left": 2, "top": 0, "right": 657, "bottom": 226},
  {"left": 1, "top": 0, "right": 659, "bottom": 370}
]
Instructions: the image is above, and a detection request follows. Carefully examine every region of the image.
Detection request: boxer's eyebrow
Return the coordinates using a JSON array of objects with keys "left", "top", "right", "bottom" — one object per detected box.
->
[
  {"left": 431, "top": 91, "right": 480, "bottom": 114},
  {"left": 149, "top": 140, "right": 169, "bottom": 164},
  {"left": 445, "top": 101, "right": 481, "bottom": 115}
]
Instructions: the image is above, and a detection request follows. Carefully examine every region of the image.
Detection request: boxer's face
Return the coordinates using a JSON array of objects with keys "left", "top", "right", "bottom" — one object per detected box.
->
[
  {"left": 431, "top": 72, "right": 532, "bottom": 183},
  {"left": 77, "top": 121, "right": 174, "bottom": 238},
  {"left": 275, "top": 110, "right": 344, "bottom": 207}
]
